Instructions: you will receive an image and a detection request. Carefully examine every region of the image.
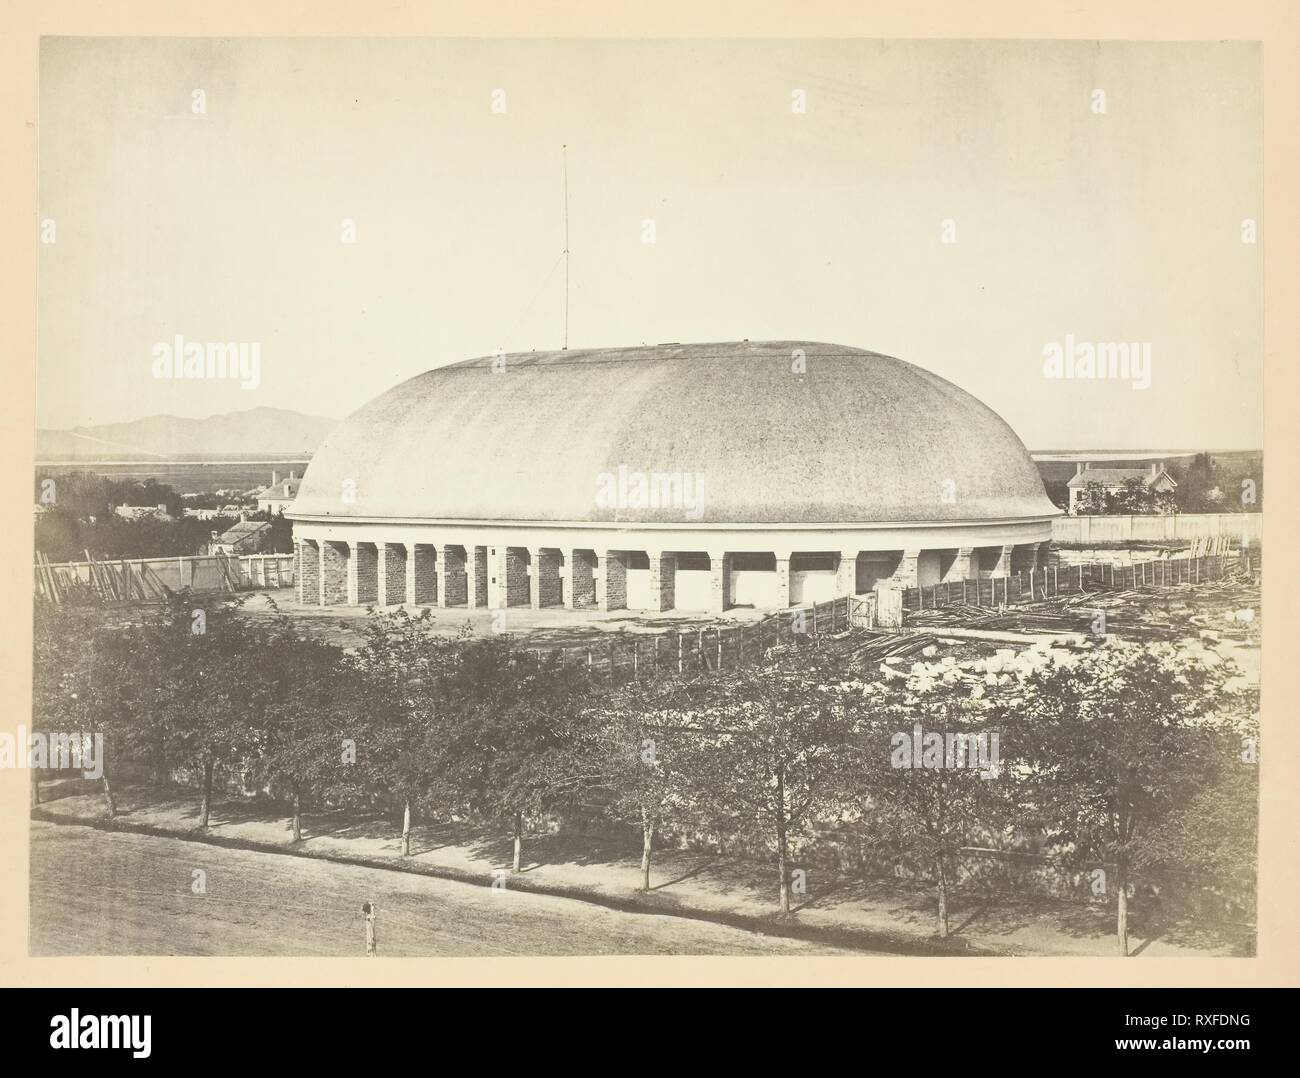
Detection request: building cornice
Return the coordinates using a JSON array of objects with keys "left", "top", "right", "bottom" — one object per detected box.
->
[{"left": 285, "top": 512, "right": 1061, "bottom": 530}]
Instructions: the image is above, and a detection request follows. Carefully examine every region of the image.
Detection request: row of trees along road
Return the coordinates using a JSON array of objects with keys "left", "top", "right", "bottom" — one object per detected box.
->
[{"left": 31, "top": 595, "right": 1258, "bottom": 954}]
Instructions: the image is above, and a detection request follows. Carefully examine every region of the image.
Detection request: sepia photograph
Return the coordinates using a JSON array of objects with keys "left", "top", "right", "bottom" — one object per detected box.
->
[{"left": 23, "top": 34, "right": 1266, "bottom": 966}]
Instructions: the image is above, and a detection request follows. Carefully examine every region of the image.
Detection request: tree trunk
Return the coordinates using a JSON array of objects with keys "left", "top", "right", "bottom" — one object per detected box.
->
[
  {"left": 935, "top": 855, "right": 950, "bottom": 938},
  {"left": 197, "top": 757, "right": 214, "bottom": 830},
  {"left": 640, "top": 807, "right": 655, "bottom": 892},
  {"left": 1116, "top": 856, "right": 1129, "bottom": 956},
  {"left": 30, "top": 768, "right": 40, "bottom": 807},
  {"left": 776, "top": 820, "right": 790, "bottom": 915},
  {"left": 401, "top": 799, "right": 411, "bottom": 857},
  {"left": 512, "top": 811, "right": 523, "bottom": 872},
  {"left": 291, "top": 786, "right": 302, "bottom": 843},
  {"left": 101, "top": 774, "right": 116, "bottom": 818},
  {"left": 776, "top": 769, "right": 790, "bottom": 915}
]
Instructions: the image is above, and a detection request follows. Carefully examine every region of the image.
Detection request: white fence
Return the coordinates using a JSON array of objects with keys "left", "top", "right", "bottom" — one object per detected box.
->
[
  {"left": 237, "top": 554, "right": 296, "bottom": 588},
  {"left": 1052, "top": 513, "right": 1262, "bottom": 545}
]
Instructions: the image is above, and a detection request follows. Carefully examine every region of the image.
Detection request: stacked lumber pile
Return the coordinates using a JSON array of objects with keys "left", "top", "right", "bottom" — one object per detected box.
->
[
  {"left": 35, "top": 551, "right": 177, "bottom": 606},
  {"left": 841, "top": 631, "right": 941, "bottom": 664}
]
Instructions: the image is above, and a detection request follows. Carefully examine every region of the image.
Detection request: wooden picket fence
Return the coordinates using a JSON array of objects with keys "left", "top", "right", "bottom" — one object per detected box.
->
[
  {"left": 529, "top": 594, "right": 871, "bottom": 681},
  {"left": 900, "top": 553, "right": 1234, "bottom": 614}
]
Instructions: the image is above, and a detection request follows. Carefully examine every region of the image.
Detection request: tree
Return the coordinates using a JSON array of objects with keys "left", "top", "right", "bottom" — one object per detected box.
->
[
  {"left": 247, "top": 610, "right": 351, "bottom": 842},
  {"left": 439, "top": 637, "right": 592, "bottom": 872},
  {"left": 679, "top": 648, "right": 855, "bottom": 914},
  {"left": 1153, "top": 488, "right": 1180, "bottom": 515},
  {"left": 130, "top": 595, "right": 263, "bottom": 830},
  {"left": 266, "top": 511, "right": 295, "bottom": 554},
  {"left": 1176, "top": 452, "right": 1219, "bottom": 513},
  {"left": 1130, "top": 710, "right": 1259, "bottom": 943},
  {"left": 32, "top": 471, "right": 183, "bottom": 523},
  {"left": 32, "top": 595, "right": 266, "bottom": 825},
  {"left": 586, "top": 675, "right": 701, "bottom": 891},
  {"left": 1075, "top": 481, "right": 1111, "bottom": 515},
  {"left": 31, "top": 607, "right": 92, "bottom": 808},
  {"left": 346, "top": 608, "right": 469, "bottom": 855},
  {"left": 1011, "top": 641, "right": 1248, "bottom": 955},
  {"left": 32, "top": 605, "right": 137, "bottom": 816},
  {"left": 843, "top": 669, "right": 1014, "bottom": 938},
  {"left": 1114, "top": 476, "right": 1155, "bottom": 514},
  {"left": 82, "top": 617, "right": 148, "bottom": 817}
]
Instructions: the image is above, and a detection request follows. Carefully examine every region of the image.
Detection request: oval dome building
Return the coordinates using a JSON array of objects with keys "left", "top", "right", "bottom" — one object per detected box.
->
[{"left": 287, "top": 341, "right": 1058, "bottom": 614}]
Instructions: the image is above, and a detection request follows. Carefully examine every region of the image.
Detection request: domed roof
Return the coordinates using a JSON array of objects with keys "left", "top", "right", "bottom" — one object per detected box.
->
[{"left": 290, "top": 341, "right": 1058, "bottom": 526}]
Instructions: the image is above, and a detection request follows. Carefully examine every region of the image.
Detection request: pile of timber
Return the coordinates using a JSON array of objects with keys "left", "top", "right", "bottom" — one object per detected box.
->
[
  {"left": 35, "top": 550, "right": 178, "bottom": 606},
  {"left": 81, "top": 551, "right": 177, "bottom": 603},
  {"left": 842, "top": 631, "right": 941, "bottom": 664},
  {"left": 35, "top": 550, "right": 255, "bottom": 606},
  {"left": 33, "top": 552, "right": 68, "bottom": 605}
]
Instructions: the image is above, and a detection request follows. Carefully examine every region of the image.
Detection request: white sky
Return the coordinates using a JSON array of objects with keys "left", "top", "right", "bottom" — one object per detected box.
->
[{"left": 38, "top": 38, "right": 1262, "bottom": 450}]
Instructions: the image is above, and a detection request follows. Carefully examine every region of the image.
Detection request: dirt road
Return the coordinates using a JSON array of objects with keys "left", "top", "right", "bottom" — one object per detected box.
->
[{"left": 29, "top": 821, "right": 864, "bottom": 957}]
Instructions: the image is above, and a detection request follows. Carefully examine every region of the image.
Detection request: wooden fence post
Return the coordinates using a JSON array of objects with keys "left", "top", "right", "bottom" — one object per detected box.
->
[{"left": 362, "top": 901, "right": 376, "bottom": 956}]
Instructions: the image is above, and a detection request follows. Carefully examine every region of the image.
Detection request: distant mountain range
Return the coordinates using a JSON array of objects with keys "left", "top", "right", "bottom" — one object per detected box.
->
[{"left": 36, "top": 407, "right": 339, "bottom": 461}]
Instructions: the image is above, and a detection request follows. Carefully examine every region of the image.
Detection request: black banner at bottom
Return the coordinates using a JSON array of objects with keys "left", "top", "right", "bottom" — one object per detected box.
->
[{"left": 2, "top": 987, "right": 1284, "bottom": 1062}]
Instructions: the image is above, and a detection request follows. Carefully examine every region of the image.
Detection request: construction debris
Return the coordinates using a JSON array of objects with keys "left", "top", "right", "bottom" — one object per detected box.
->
[
  {"left": 36, "top": 551, "right": 177, "bottom": 605},
  {"left": 902, "top": 566, "right": 1259, "bottom": 646}
]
